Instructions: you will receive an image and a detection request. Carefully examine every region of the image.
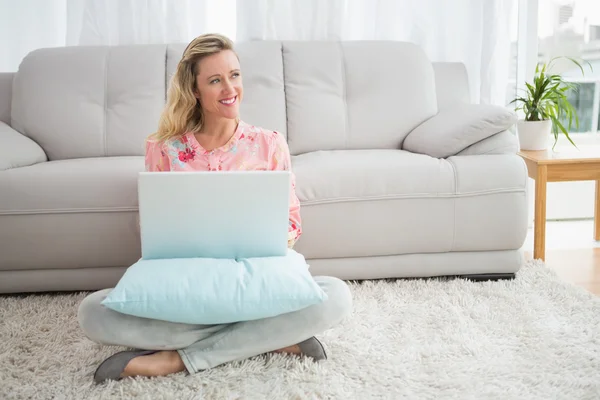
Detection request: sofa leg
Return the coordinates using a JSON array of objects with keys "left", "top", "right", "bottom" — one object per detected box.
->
[{"left": 456, "top": 273, "right": 515, "bottom": 282}]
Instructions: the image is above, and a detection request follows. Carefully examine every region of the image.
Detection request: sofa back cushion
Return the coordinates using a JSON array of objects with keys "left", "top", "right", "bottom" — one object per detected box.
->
[
  {"left": 11, "top": 40, "right": 441, "bottom": 160},
  {"left": 432, "top": 62, "right": 471, "bottom": 110},
  {"left": 283, "top": 41, "right": 438, "bottom": 155},
  {"left": 11, "top": 42, "right": 288, "bottom": 160},
  {"left": 11, "top": 45, "right": 166, "bottom": 160}
]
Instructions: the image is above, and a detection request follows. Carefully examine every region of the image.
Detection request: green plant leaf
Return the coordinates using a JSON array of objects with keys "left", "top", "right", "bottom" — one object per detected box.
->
[
  {"left": 563, "top": 57, "right": 592, "bottom": 76},
  {"left": 564, "top": 96, "right": 580, "bottom": 128},
  {"left": 552, "top": 117, "right": 578, "bottom": 148},
  {"left": 526, "top": 82, "right": 536, "bottom": 100},
  {"left": 511, "top": 56, "right": 585, "bottom": 148}
]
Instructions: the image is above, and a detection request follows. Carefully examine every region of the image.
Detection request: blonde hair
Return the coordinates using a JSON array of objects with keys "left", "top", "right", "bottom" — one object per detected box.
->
[{"left": 149, "top": 33, "right": 236, "bottom": 143}]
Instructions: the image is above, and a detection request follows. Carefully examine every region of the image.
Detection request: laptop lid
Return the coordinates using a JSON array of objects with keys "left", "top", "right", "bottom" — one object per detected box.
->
[{"left": 138, "top": 171, "right": 290, "bottom": 260}]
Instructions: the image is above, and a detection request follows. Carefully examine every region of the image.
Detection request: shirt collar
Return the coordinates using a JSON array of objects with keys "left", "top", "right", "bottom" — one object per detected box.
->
[{"left": 185, "top": 119, "right": 246, "bottom": 154}]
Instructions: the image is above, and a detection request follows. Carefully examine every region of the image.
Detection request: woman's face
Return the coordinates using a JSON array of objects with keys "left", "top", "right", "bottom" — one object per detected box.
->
[{"left": 194, "top": 50, "right": 243, "bottom": 121}]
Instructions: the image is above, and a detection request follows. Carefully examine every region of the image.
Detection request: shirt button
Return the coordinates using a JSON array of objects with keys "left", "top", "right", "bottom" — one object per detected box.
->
[{"left": 208, "top": 154, "right": 217, "bottom": 169}]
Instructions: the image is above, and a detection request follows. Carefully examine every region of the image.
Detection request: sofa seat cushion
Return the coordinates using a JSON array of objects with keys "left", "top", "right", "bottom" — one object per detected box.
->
[
  {"left": 0, "top": 157, "right": 144, "bottom": 272},
  {"left": 292, "top": 149, "right": 455, "bottom": 202},
  {"left": 291, "top": 150, "right": 527, "bottom": 259},
  {"left": 291, "top": 149, "right": 455, "bottom": 259},
  {"left": 0, "top": 157, "right": 143, "bottom": 215}
]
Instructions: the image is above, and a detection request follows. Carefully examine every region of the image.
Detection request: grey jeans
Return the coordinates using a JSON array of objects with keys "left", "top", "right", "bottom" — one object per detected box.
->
[{"left": 78, "top": 276, "right": 352, "bottom": 373}]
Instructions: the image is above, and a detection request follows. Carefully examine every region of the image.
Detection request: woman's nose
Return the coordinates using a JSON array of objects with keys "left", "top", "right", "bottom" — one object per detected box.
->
[{"left": 222, "top": 79, "right": 234, "bottom": 92}]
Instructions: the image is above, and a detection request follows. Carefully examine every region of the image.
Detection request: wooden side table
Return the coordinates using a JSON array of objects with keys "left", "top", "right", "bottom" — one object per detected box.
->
[{"left": 517, "top": 148, "right": 600, "bottom": 261}]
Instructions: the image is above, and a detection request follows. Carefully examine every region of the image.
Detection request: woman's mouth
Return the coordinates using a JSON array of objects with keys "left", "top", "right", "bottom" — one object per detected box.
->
[{"left": 219, "top": 96, "right": 237, "bottom": 106}]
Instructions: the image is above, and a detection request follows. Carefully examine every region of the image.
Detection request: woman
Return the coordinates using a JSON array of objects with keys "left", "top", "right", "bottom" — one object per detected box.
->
[{"left": 78, "top": 33, "right": 353, "bottom": 384}]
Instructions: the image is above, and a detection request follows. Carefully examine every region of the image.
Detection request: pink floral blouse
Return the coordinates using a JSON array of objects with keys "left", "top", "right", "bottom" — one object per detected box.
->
[{"left": 144, "top": 120, "right": 302, "bottom": 248}]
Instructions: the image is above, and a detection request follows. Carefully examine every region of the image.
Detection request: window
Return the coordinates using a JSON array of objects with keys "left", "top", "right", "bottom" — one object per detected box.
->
[
  {"left": 589, "top": 25, "right": 600, "bottom": 41},
  {"left": 562, "top": 82, "right": 595, "bottom": 133},
  {"left": 538, "top": 0, "right": 600, "bottom": 135},
  {"left": 527, "top": 0, "right": 600, "bottom": 222}
]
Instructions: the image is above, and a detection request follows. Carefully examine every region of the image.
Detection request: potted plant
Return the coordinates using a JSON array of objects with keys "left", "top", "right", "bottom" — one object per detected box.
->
[{"left": 510, "top": 57, "right": 591, "bottom": 151}]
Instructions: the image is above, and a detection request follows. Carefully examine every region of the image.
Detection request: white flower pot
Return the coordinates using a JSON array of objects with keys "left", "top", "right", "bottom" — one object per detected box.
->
[{"left": 517, "top": 119, "right": 552, "bottom": 150}]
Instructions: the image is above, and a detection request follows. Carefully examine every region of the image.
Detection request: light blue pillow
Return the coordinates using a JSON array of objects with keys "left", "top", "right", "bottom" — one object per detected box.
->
[{"left": 101, "top": 249, "right": 327, "bottom": 324}]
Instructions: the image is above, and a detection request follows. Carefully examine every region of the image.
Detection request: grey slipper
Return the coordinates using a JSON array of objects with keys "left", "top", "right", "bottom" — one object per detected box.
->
[
  {"left": 298, "top": 337, "right": 327, "bottom": 361},
  {"left": 94, "top": 350, "right": 158, "bottom": 384}
]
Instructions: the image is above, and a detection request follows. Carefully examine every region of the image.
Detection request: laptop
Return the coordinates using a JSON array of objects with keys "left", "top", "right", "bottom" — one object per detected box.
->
[{"left": 137, "top": 171, "right": 291, "bottom": 260}]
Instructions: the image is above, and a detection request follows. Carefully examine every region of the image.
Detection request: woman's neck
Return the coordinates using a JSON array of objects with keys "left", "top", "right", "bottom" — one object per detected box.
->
[
  {"left": 195, "top": 116, "right": 238, "bottom": 151},
  {"left": 200, "top": 116, "right": 237, "bottom": 138}
]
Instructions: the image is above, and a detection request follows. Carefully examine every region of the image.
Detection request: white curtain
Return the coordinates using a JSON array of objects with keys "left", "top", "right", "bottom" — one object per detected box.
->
[
  {"left": 236, "top": 0, "right": 516, "bottom": 105},
  {"left": 1, "top": 0, "right": 67, "bottom": 72},
  {"left": 2, "top": 0, "right": 514, "bottom": 105},
  {"left": 67, "top": 0, "right": 208, "bottom": 46},
  {"left": 0, "top": 0, "right": 224, "bottom": 72}
]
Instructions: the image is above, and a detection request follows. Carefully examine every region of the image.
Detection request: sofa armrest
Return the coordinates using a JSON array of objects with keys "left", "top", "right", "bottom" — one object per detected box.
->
[
  {"left": 0, "top": 121, "right": 47, "bottom": 170},
  {"left": 402, "top": 104, "right": 517, "bottom": 158},
  {"left": 455, "top": 130, "right": 519, "bottom": 156}
]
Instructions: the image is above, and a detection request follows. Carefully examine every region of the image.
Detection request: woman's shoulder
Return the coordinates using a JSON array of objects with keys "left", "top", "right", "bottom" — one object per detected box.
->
[
  {"left": 240, "top": 121, "right": 285, "bottom": 146},
  {"left": 145, "top": 133, "right": 166, "bottom": 145},
  {"left": 145, "top": 133, "right": 187, "bottom": 149},
  {"left": 145, "top": 135, "right": 166, "bottom": 153}
]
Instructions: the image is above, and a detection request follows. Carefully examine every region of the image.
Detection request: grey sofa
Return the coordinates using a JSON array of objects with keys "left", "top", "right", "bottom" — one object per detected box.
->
[{"left": 0, "top": 41, "right": 528, "bottom": 294}]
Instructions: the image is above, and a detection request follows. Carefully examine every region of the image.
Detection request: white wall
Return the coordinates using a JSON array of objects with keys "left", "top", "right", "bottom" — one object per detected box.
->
[{"left": 527, "top": 179, "right": 596, "bottom": 224}]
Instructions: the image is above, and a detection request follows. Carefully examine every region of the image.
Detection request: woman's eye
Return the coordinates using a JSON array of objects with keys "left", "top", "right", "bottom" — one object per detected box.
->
[
  {"left": 232, "top": 72, "right": 240, "bottom": 78},
  {"left": 210, "top": 78, "right": 220, "bottom": 84}
]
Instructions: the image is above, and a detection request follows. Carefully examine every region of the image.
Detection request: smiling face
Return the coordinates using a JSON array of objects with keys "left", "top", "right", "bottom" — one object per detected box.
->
[{"left": 194, "top": 49, "right": 243, "bottom": 122}]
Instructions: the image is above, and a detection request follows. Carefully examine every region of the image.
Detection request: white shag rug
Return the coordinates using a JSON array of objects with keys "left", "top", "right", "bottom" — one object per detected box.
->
[{"left": 1, "top": 260, "right": 599, "bottom": 400}]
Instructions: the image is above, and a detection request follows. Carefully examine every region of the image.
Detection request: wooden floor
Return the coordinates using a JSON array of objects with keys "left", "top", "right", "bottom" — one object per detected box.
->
[{"left": 522, "top": 220, "right": 600, "bottom": 295}]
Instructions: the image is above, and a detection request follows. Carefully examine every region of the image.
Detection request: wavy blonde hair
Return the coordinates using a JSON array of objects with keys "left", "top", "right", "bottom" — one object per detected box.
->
[{"left": 149, "top": 33, "right": 236, "bottom": 143}]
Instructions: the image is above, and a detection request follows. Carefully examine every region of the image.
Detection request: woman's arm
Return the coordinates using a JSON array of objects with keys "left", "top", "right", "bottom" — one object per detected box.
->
[
  {"left": 270, "top": 132, "right": 302, "bottom": 248},
  {"left": 145, "top": 138, "right": 171, "bottom": 172}
]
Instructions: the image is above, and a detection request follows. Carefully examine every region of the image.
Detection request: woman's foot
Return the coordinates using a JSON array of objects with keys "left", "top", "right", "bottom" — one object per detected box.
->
[
  {"left": 273, "top": 344, "right": 302, "bottom": 355},
  {"left": 121, "top": 350, "right": 186, "bottom": 378},
  {"left": 93, "top": 350, "right": 186, "bottom": 384},
  {"left": 272, "top": 337, "right": 327, "bottom": 361}
]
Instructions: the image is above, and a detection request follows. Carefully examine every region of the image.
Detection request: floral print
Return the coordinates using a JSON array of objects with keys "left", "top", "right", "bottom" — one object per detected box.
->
[
  {"left": 165, "top": 135, "right": 200, "bottom": 169},
  {"left": 145, "top": 120, "right": 302, "bottom": 248}
]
